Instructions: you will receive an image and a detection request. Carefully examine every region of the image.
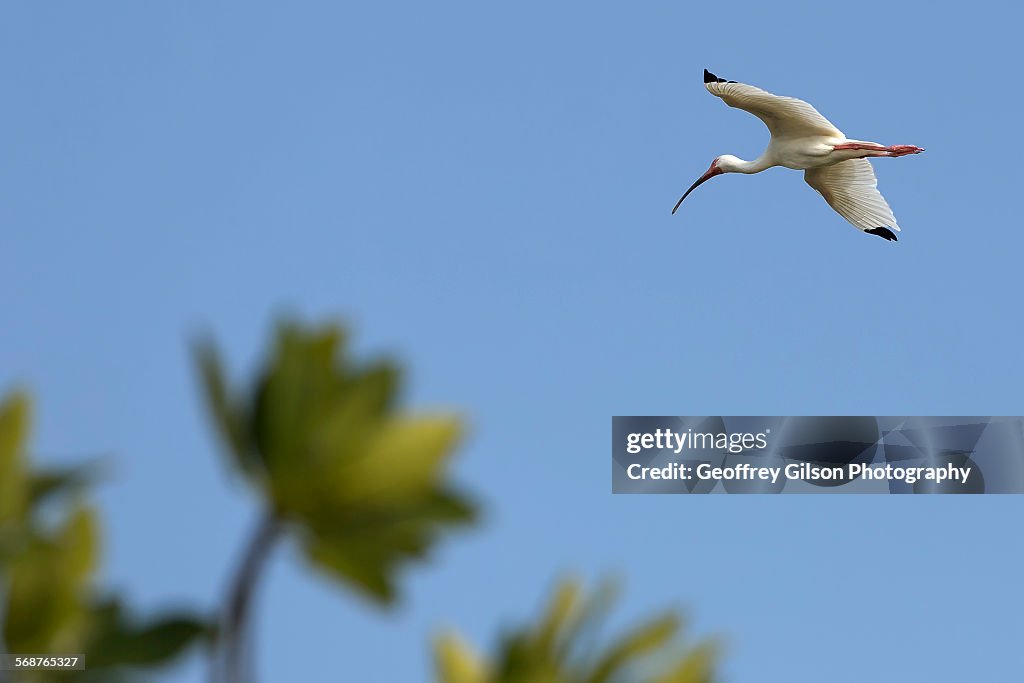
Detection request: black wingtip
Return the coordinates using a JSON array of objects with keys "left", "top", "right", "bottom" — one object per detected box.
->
[
  {"left": 703, "top": 68, "right": 736, "bottom": 84},
  {"left": 866, "top": 227, "right": 899, "bottom": 242}
]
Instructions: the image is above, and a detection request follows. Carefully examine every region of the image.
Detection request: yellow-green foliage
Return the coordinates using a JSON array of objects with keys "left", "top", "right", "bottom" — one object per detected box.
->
[
  {"left": 0, "top": 392, "right": 209, "bottom": 682},
  {"left": 196, "top": 321, "right": 477, "bottom": 603},
  {"left": 0, "top": 392, "right": 95, "bottom": 662},
  {"left": 435, "top": 580, "right": 718, "bottom": 683}
]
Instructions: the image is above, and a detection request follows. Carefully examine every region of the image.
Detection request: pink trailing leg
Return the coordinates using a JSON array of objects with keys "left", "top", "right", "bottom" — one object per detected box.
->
[{"left": 833, "top": 142, "right": 925, "bottom": 157}]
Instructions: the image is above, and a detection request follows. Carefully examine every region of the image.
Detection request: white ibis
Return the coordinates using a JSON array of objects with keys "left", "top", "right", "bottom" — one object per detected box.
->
[{"left": 673, "top": 69, "right": 923, "bottom": 241}]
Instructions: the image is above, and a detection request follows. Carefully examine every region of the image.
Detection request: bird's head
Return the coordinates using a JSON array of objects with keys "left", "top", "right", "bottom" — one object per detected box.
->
[
  {"left": 671, "top": 155, "right": 739, "bottom": 214},
  {"left": 713, "top": 155, "right": 745, "bottom": 172}
]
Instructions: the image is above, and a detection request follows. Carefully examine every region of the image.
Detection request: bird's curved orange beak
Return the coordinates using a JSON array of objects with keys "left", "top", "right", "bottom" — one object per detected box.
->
[{"left": 672, "top": 161, "right": 723, "bottom": 214}]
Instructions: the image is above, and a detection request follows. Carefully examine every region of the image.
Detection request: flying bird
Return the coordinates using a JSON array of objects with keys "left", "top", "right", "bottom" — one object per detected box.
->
[{"left": 672, "top": 69, "right": 923, "bottom": 241}]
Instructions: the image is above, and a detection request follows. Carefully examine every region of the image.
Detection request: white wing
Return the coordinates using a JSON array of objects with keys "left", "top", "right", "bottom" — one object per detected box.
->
[
  {"left": 705, "top": 70, "right": 843, "bottom": 139},
  {"left": 805, "top": 159, "right": 901, "bottom": 236}
]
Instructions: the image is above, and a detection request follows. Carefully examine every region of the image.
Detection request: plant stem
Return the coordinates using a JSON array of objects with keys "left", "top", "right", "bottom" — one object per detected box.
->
[{"left": 217, "top": 509, "right": 281, "bottom": 683}]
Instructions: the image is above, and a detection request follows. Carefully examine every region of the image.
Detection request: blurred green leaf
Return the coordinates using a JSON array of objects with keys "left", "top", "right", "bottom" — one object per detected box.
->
[
  {"left": 434, "top": 580, "right": 718, "bottom": 683},
  {"left": 85, "top": 597, "right": 213, "bottom": 669},
  {"left": 536, "top": 580, "right": 585, "bottom": 655},
  {"left": 61, "top": 504, "right": 99, "bottom": 581},
  {"left": 333, "top": 415, "right": 463, "bottom": 500},
  {"left": 195, "top": 340, "right": 259, "bottom": 478},
  {"left": 252, "top": 323, "right": 347, "bottom": 479},
  {"left": 299, "top": 486, "right": 476, "bottom": 603},
  {"left": 3, "top": 504, "right": 97, "bottom": 655},
  {"left": 28, "top": 462, "right": 100, "bottom": 508},
  {"left": 0, "top": 391, "right": 30, "bottom": 527},
  {"left": 651, "top": 642, "right": 717, "bottom": 683},
  {"left": 589, "top": 614, "right": 679, "bottom": 683},
  {"left": 436, "top": 631, "right": 491, "bottom": 683}
]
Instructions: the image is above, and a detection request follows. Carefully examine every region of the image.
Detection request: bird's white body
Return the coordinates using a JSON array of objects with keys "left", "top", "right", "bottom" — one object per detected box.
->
[{"left": 673, "top": 70, "right": 923, "bottom": 241}]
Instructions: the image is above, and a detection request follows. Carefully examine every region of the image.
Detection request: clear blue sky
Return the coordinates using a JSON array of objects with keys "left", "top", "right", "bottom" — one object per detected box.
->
[{"left": 2, "top": 1, "right": 1021, "bottom": 681}]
